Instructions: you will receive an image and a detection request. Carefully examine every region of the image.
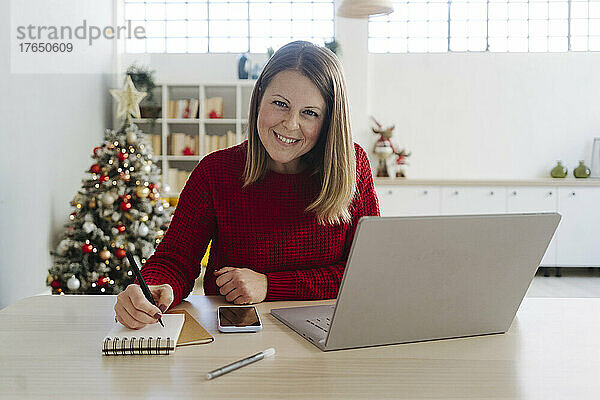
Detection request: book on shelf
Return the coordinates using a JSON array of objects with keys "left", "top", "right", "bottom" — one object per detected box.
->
[
  {"left": 151, "top": 134, "right": 161, "bottom": 154},
  {"left": 226, "top": 131, "right": 237, "bottom": 147},
  {"left": 167, "top": 99, "right": 199, "bottom": 119},
  {"left": 190, "top": 98, "right": 199, "bottom": 119},
  {"left": 204, "top": 97, "right": 224, "bottom": 119},
  {"left": 168, "top": 132, "right": 199, "bottom": 156},
  {"left": 168, "top": 168, "right": 192, "bottom": 193},
  {"left": 202, "top": 130, "right": 238, "bottom": 155}
]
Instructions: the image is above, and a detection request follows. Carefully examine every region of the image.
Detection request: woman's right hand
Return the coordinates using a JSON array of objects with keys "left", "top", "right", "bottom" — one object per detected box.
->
[{"left": 114, "top": 283, "right": 174, "bottom": 329}]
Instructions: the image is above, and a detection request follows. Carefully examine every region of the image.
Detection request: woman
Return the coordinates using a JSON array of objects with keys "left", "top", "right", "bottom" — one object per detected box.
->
[{"left": 114, "top": 40, "right": 380, "bottom": 329}]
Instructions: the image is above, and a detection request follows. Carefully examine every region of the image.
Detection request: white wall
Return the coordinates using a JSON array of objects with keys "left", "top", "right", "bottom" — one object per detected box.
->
[
  {"left": 121, "top": 14, "right": 600, "bottom": 180},
  {"left": 0, "top": 1, "right": 115, "bottom": 309},
  {"left": 370, "top": 52, "right": 600, "bottom": 179}
]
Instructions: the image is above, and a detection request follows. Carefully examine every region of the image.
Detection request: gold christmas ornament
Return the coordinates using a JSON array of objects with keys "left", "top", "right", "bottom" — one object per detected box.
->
[
  {"left": 109, "top": 75, "right": 147, "bottom": 120},
  {"left": 99, "top": 249, "right": 111, "bottom": 260},
  {"left": 136, "top": 186, "right": 150, "bottom": 198},
  {"left": 88, "top": 199, "right": 96, "bottom": 209}
]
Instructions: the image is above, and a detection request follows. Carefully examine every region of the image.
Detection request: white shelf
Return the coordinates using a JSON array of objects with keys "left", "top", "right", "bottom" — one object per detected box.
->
[
  {"left": 202, "top": 118, "right": 239, "bottom": 124},
  {"left": 133, "top": 118, "right": 247, "bottom": 125},
  {"left": 155, "top": 155, "right": 201, "bottom": 161},
  {"left": 165, "top": 118, "right": 201, "bottom": 124},
  {"left": 131, "top": 118, "right": 163, "bottom": 123},
  {"left": 139, "top": 82, "right": 254, "bottom": 197}
]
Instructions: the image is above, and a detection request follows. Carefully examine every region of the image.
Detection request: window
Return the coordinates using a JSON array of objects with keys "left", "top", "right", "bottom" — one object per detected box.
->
[
  {"left": 369, "top": 0, "right": 600, "bottom": 53},
  {"left": 124, "top": 0, "right": 335, "bottom": 53}
]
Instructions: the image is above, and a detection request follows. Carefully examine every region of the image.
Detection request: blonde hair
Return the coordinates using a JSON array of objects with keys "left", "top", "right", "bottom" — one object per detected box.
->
[{"left": 243, "top": 40, "right": 356, "bottom": 225}]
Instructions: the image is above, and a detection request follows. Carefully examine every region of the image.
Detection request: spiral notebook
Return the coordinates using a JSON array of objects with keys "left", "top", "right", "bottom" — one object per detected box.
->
[
  {"left": 102, "top": 310, "right": 214, "bottom": 356},
  {"left": 102, "top": 314, "right": 184, "bottom": 356}
]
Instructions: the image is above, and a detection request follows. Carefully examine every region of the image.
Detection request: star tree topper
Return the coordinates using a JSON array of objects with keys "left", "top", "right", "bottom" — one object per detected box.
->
[{"left": 110, "top": 75, "right": 147, "bottom": 120}]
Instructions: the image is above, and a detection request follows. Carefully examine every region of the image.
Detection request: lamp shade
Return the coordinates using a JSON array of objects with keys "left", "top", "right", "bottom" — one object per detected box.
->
[{"left": 337, "top": 0, "right": 394, "bottom": 19}]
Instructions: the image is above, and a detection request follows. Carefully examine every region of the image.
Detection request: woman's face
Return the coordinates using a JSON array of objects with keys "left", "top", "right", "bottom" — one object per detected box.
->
[{"left": 257, "top": 70, "right": 326, "bottom": 174}]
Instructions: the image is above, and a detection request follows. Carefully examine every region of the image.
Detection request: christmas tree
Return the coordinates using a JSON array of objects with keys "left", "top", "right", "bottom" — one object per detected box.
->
[{"left": 47, "top": 76, "right": 173, "bottom": 295}]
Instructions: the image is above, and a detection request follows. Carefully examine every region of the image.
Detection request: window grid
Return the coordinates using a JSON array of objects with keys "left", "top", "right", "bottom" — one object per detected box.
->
[
  {"left": 368, "top": 0, "right": 600, "bottom": 53},
  {"left": 124, "top": 1, "right": 336, "bottom": 54}
]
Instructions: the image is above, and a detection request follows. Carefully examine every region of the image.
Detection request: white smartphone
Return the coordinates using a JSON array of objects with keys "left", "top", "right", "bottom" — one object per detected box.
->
[{"left": 217, "top": 306, "right": 263, "bottom": 333}]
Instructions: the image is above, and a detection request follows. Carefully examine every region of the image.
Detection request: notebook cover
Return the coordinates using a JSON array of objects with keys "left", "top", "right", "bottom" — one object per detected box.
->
[{"left": 167, "top": 309, "right": 214, "bottom": 346}]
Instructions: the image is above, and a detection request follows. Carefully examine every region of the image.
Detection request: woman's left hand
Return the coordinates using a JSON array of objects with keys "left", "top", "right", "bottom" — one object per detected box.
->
[{"left": 214, "top": 267, "right": 268, "bottom": 304}]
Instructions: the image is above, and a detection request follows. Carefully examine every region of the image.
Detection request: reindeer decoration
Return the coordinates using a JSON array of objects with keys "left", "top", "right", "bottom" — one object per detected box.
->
[{"left": 371, "top": 116, "right": 411, "bottom": 177}]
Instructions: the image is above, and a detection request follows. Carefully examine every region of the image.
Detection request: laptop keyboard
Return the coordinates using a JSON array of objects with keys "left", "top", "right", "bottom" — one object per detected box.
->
[
  {"left": 306, "top": 317, "right": 330, "bottom": 332},
  {"left": 306, "top": 306, "right": 334, "bottom": 332}
]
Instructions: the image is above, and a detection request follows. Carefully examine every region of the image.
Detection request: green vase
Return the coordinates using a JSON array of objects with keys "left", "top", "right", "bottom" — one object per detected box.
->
[
  {"left": 551, "top": 161, "right": 567, "bottom": 178},
  {"left": 573, "top": 160, "right": 591, "bottom": 178}
]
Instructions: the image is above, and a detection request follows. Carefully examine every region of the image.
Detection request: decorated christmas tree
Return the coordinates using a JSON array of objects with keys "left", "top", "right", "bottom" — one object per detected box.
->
[{"left": 47, "top": 76, "right": 173, "bottom": 295}]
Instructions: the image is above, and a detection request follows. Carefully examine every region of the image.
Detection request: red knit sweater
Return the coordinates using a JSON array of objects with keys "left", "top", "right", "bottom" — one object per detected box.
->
[{"left": 139, "top": 141, "right": 380, "bottom": 306}]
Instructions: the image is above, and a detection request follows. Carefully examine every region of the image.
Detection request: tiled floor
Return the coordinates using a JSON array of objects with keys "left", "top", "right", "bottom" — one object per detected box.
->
[{"left": 526, "top": 267, "right": 600, "bottom": 297}]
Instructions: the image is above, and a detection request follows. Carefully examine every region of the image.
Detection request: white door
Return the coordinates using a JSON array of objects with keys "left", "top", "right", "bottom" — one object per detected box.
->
[
  {"left": 440, "top": 186, "right": 507, "bottom": 215},
  {"left": 556, "top": 187, "right": 600, "bottom": 266},
  {"left": 506, "top": 187, "right": 558, "bottom": 266},
  {"left": 375, "top": 185, "right": 441, "bottom": 217}
]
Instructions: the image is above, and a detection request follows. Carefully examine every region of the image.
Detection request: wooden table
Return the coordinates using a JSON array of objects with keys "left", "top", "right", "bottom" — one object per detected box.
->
[{"left": 1, "top": 295, "right": 600, "bottom": 399}]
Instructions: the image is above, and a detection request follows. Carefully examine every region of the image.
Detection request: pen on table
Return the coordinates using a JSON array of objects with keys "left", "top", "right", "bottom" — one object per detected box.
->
[
  {"left": 206, "top": 348, "right": 276, "bottom": 380},
  {"left": 125, "top": 250, "right": 164, "bottom": 327}
]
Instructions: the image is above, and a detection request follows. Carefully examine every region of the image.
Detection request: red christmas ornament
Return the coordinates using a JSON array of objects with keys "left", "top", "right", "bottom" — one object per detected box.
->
[
  {"left": 148, "top": 183, "right": 156, "bottom": 191},
  {"left": 93, "top": 146, "right": 102, "bottom": 157},
  {"left": 90, "top": 164, "right": 101, "bottom": 174},
  {"left": 120, "top": 201, "right": 132, "bottom": 211},
  {"left": 50, "top": 280, "right": 61, "bottom": 289},
  {"left": 97, "top": 276, "right": 108, "bottom": 287},
  {"left": 118, "top": 152, "right": 129, "bottom": 162},
  {"left": 99, "top": 174, "right": 109, "bottom": 182},
  {"left": 120, "top": 194, "right": 132, "bottom": 201},
  {"left": 82, "top": 244, "right": 93, "bottom": 253},
  {"left": 117, "top": 225, "right": 126, "bottom": 233},
  {"left": 115, "top": 248, "right": 126, "bottom": 259}
]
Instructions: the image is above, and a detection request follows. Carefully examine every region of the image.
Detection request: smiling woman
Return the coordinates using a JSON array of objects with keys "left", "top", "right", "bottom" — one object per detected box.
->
[
  {"left": 256, "top": 70, "right": 325, "bottom": 174},
  {"left": 114, "top": 40, "right": 380, "bottom": 330}
]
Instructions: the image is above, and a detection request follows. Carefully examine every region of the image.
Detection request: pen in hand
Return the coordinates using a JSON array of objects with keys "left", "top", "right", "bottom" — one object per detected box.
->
[{"left": 125, "top": 251, "right": 164, "bottom": 327}]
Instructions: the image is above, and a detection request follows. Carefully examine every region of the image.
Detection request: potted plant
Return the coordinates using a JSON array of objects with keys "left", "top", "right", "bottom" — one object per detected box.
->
[
  {"left": 126, "top": 63, "right": 161, "bottom": 120},
  {"left": 266, "top": 39, "right": 341, "bottom": 59},
  {"left": 324, "top": 38, "right": 341, "bottom": 56}
]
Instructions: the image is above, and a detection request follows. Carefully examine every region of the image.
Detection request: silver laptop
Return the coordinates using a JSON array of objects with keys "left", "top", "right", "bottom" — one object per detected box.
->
[{"left": 271, "top": 213, "right": 561, "bottom": 351}]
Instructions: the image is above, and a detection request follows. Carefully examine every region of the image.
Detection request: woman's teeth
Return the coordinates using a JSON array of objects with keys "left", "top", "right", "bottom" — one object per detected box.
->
[{"left": 275, "top": 131, "right": 300, "bottom": 144}]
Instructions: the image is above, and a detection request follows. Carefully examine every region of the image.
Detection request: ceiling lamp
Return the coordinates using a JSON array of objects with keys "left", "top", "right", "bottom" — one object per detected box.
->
[{"left": 337, "top": 0, "right": 394, "bottom": 19}]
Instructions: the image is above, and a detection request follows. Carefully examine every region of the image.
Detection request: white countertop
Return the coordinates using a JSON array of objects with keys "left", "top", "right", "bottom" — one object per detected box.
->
[{"left": 374, "top": 177, "right": 600, "bottom": 186}]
